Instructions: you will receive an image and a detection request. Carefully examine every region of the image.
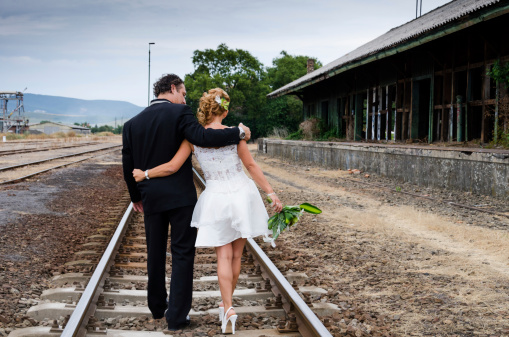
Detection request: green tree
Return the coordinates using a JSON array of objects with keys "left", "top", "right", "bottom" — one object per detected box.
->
[
  {"left": 267, "top": 51, "right": 322, "bottom": 90},
  {"left": 263, "top": 51, "right": 322, "bottom": 135},
  {"left": 184, "top": 45, "right": 321, "bottom": 138},
  {"left": 185, "top": 44, "right": 269, "bottom": 137}
]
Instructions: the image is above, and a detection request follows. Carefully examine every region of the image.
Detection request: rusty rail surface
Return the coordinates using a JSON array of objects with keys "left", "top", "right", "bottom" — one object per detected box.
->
[{"left": 192, "top": 167, "right": 332, "bottom": 337}]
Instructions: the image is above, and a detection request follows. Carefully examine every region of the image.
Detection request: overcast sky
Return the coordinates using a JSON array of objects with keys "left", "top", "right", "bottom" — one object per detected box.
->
[{"left": 1, "top": 0, "right": 451, "bottom": 107}]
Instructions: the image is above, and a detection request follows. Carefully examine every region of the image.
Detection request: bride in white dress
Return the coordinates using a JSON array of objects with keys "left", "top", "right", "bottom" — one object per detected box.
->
[{"left": 133, "top": 88, "right": 282, "bottom": 334}]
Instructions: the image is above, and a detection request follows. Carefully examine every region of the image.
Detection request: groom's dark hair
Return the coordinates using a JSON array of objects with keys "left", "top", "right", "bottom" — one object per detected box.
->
[{"left": 153, "top": 74, "right": 184, "bottom": 97}]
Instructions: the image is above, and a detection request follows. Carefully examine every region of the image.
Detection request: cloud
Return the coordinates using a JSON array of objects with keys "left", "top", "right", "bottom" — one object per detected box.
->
[{"left": 0, "top": 0, "right": 452, "bottom": 106}]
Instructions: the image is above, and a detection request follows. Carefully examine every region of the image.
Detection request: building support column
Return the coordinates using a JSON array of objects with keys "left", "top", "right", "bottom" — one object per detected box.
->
[
  {"left": 465, "top": 69, "right": 471, "bottom": 141},
  {"left": 457, "top": 95, "right": 464, "bottom": 142},
  {"left": 354, "top": 93, "right": 364, "bottom": 141},
  {"left": 449, "top": 70, "right": 455, "bottom": 142},
  {"left": 394, "top": 82, "right": 400, "bottom": 141},
  {"left": 402, "top": 80, "right": 409, "bottom": 140},
  {"left": 494, "top": 81, "right": 499, "bottom": 143},
  {"left": 372, "top": 88, "right": 377, "bottom": 140},
  {"left": 411, "top": 79, "right": 419, "bottom": 139},
  {"left": 386, "top": 86, "right": 392, "bottom": 141},
  {"left": 429, "top": 72, "right": 434, "bottom": 143},
  {"left": 377, "top": 86, "right": 382, "bottom": 140},
  {"left": 366, "top": 89, "right": 370, "bottom": 140}
]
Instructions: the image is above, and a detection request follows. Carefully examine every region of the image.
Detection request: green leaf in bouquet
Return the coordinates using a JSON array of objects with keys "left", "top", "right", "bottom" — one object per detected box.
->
[
  {"left": 266, "top": 196, "right": 273, "bottom": 204},
  {"left": 284, "top": 211, "right": 295, "bottom": 225},
  {"left": 268, "top": 214, "right": 277, "bottom": 229},
  {"left": 299, "top": 203, "right": 322, "bottom": 214},
  {"left": 272, "top": 219, "right": 281, "bottom": 240}
]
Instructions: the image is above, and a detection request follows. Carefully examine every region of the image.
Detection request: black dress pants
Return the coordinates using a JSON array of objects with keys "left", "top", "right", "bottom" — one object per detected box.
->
[{"left": 144, "top": 205, "right": 197, "bottom": 329}]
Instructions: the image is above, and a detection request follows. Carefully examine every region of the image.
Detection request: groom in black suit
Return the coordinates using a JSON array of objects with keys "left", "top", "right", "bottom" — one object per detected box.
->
[{"left": 122, "top": 74, "right": 249, "bottom": 330}]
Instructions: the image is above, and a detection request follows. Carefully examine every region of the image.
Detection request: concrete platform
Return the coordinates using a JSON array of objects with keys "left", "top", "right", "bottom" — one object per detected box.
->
[{"left": 259, "top": 138, "right": 509, "bottom": 199}]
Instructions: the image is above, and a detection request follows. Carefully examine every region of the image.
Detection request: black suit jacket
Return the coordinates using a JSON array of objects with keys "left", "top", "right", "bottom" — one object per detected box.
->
[{"left": 122, "top": 99, "right": 240, "bottom": 215}]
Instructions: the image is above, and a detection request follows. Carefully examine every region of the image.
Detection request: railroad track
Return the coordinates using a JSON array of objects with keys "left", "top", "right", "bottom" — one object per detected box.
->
[
  {"left": 0, "top": 144, "right": 122, "bottom": 185},
  {"left": 347, "top": 177, "right": 509, "bottom": 219},
  {"left": 9, "top": 169, "right": 335, "bottom": 337},
  {"left": 0, "top": 142, "right": 100, "bottom": 157}
]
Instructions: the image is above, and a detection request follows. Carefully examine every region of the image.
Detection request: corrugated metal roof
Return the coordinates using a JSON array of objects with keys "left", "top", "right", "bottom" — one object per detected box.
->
[{"left": 268, "top": 0, "right": 501, "bottom": 97}]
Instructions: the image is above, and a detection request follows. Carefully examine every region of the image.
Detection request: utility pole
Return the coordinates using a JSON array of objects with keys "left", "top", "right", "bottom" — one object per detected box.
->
[
  {"left": 416, "top": 0, "right": 423, "bottom": 18},
  {"left": 148, "top": 42, "right": 155, "bottom": 106}
]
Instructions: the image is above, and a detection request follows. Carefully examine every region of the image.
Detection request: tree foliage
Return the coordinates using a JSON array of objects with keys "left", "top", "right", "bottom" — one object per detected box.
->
[
  {"left": 184, "top": 44, "right": 321, "bottom": 138},
  {"left": 267, "top": 51, "right": 322, "bottom": 90}
]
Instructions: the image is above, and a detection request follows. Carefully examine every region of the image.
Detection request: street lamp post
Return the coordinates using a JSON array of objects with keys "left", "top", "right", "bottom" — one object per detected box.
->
[{"left": 148, "top": 42, "right": 155, "bottom": 105}]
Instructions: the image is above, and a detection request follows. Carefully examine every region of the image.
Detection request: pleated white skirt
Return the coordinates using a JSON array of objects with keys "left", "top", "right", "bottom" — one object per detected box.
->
[{"left": 191, "top": 174, "right": 271, "bottom": 248}]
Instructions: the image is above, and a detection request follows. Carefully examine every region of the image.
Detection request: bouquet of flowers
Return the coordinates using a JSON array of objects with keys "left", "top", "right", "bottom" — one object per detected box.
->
[{"left": 265, "top": 196, "right": 322, "bottom": 245}]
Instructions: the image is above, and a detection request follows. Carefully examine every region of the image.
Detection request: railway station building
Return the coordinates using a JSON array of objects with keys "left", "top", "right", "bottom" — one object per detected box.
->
[
  {"left": 28, "top": 121, "right": 91, "bottom": 135},
  {"left": 268, "top": 0, "right": 509, "bottom": 144}
]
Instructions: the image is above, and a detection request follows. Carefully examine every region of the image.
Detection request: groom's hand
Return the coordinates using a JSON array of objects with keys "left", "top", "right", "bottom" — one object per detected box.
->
[
  {"left": 133, "top": 201, "right": 144, "bottom": 213},
  {"left": 239, "top": 123, "right": 251, "bottom": 141}
]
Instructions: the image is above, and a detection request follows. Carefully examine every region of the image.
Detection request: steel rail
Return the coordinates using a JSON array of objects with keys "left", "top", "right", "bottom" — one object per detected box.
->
[
  {"left": 61, "top": 203, "right": 134, "bottom": 337},
  {"left": 0, "top": 142, "right": 98, "bottom": 157},
  {"left": 192, "top": 167, "right": 332, "bottom": 337},
  {"left": 0, "top": 144, "right": 121, "bottom": 172},
  {"left": 0, "top": 147, "right": 122, "bottom": 185},
  {"left": 246, "top": 239, "right": 332, "bottom": 337}
]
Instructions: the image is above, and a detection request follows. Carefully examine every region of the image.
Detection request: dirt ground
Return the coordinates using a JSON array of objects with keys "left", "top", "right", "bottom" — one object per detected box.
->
[
  {"left": 251, "top": 145, "right": 509, "bottom": 337},
  {"left": 0, "top": 151, "right": 126, "bottom": 336}
]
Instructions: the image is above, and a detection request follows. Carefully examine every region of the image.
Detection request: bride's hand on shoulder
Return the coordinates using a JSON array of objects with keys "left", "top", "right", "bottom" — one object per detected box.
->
[{"left": 133, "top": 169, "right": 145, "bottom": 182}]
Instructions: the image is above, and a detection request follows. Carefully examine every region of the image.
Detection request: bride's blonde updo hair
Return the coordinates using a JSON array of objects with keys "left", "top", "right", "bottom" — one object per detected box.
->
[{"left": 197, "top": 88, "right": 230, "bottom": 126}]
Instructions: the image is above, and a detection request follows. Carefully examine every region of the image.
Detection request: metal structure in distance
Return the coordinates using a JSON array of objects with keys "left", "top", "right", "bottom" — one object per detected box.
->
[{"left": 0, "top": 91, "right": 28, "bottom": 134}]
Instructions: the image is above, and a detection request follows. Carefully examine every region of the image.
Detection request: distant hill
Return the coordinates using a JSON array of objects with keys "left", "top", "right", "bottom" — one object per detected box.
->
[{"left": 22, "top": 93, "right": 144, "bottom": 126}]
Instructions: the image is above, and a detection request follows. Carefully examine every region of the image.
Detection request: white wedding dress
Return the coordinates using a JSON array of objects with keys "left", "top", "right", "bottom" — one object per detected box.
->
[{"left": 191, "top": 145, "right": 271, "bottom": 247}]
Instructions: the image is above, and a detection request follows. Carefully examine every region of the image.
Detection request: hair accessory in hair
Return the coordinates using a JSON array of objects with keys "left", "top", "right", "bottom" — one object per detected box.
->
[{"left": 215, "top": 95, "right": 230, "bottom": 111}]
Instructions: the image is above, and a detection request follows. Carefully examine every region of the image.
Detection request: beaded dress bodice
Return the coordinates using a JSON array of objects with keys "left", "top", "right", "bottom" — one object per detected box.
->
[{"left": 194, "top": 145, "right": 244, "bottom": 182}]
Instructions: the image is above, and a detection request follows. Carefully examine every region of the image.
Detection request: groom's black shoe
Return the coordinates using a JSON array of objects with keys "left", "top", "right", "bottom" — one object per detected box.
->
[
  {"left": 167, "top": 316, "right": 191, "bottom": 331},
  {"left": 153, "top": 299, "right": 170, "bottom": 320}
]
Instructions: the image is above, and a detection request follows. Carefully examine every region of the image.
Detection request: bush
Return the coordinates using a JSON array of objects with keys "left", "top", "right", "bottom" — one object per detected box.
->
[
  {"left": 66, "top": 131, "right": 77, "bottom": 138},
  {"left": 4, "top": 133, "right": 24, "bottom": 140},
  {"left": 286, "top": 129, "right": 303, "bottom": 140},
  {"left": 299, "top": 118, "right": 320, "bottom": 140},
  {"left": 316, "top": 128, "right": 340, "bottom": 141}
]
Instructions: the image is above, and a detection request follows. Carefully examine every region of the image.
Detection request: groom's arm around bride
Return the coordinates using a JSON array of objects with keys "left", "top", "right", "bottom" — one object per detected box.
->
[{"left": 122, "top": 74, "right": 250, "bottom": 215}]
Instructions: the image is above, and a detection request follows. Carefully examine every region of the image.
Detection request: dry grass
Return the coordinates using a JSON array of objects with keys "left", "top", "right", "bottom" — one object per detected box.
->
[
  {"left": 0, "top": 132, "right": 84, "bottom": 141},
  {"left": 94, "top": 131, "right": 115, "bottom": 137},
  {"left": 267, "top": 127, "right": 289, "bottom": 139}
]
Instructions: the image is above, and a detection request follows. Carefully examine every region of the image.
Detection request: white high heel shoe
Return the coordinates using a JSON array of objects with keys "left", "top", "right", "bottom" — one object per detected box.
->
[{"left": 221, "top": 307, "right": 238, "bottom": 334}]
